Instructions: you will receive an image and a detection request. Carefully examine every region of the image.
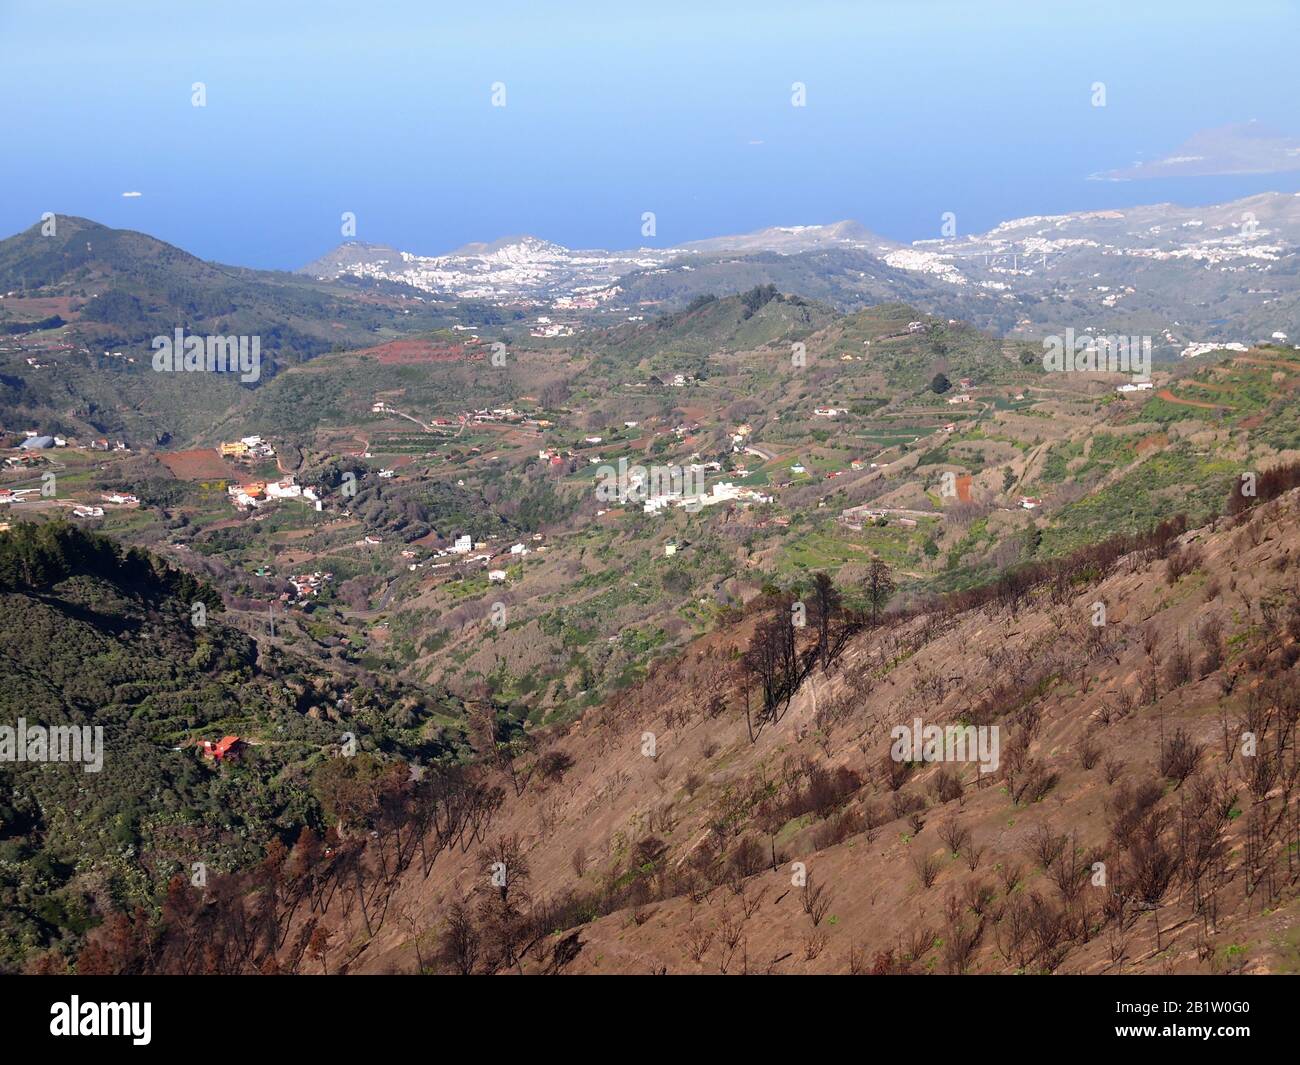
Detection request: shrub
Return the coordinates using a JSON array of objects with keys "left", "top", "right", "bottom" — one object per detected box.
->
[
  {"left": 1159, "top": 728, "right": 1202, "bottom": 786},
  {"left": 913, "top": 851, "right": 941, "bottom": 889}
]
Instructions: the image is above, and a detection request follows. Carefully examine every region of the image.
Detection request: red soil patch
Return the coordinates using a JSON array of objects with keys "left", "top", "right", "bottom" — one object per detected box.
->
[
  {"left": 158, "top": 449, "right": 239, "bottom": 481},
  {"left": 1, "top": 296, "right": 78, "bottom": 318}
]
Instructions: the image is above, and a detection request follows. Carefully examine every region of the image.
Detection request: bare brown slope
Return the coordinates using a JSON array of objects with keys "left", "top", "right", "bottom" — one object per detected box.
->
[{"left": 333, "top": 491, "right": 1300, "bottom": 976}]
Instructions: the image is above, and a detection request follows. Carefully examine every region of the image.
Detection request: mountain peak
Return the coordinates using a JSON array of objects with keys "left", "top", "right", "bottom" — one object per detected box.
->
[{"left": 444, "top": 234, "right": 567, "bottom": 258}]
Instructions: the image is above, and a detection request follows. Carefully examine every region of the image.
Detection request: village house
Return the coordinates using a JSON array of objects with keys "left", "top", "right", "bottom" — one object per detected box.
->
[
  {"left": 200, "top": 735, "right": 245, "bottom": 763},
  {"left": 289, "top": 571, "right": 333, "bottom": 599},
  {"left": 264, "top": 480, "right": 302, "bottom": 499},
  {"left": 228, "top": 482, "right": 266, "bottom": 508}
]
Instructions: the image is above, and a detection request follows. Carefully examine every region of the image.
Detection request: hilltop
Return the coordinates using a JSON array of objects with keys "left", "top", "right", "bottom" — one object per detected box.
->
[{"left": 0, "top": 217, "right": 505, "bottom": 443}]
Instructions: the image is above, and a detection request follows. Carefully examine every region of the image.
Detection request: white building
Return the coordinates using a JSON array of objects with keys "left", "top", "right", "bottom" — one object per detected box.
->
[{"left": 451, "top": 535, "right": 473, "bottom": 554}]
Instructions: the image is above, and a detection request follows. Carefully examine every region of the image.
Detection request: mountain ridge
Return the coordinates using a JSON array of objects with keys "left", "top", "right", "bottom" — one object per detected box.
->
[{"left": 290, "top": 192, "right": 1300, "bottom": 342}]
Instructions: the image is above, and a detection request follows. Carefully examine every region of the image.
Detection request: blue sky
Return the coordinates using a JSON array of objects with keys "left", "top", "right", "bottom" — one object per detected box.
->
[{"left": 2, "top": 0, "right": 1298, "bottom": 268}]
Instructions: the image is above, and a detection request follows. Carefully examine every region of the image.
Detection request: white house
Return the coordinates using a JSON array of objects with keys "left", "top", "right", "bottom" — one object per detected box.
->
[
  {"left": 265, "top": 480, "right": 302, "bottom": 499},
  {"left": 451, "top": 535, "right": 472, "bottom": 554}
]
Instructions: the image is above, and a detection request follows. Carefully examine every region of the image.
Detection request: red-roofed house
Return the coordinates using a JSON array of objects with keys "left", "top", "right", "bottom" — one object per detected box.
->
[{"left": 201, "top": 735, "right": 246, "bottom": 762}]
